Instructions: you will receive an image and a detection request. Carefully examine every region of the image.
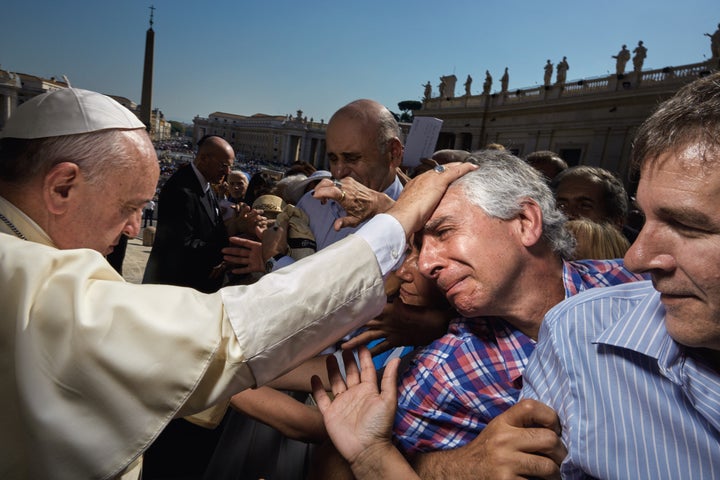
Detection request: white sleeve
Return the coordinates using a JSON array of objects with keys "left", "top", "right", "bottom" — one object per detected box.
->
[
  {"left": 221, "top": 233, "right": 390, "bottom": 386},
  {"left": 354, "top": 213, "right": 406, "bottom": 276},
  {"left": 271, "top": 212, "right": 406, "bottom": 274}
]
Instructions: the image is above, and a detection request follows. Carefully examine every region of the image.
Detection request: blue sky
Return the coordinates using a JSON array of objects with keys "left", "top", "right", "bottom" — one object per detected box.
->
[{"left": 2, "top": 1, "right": 718, "bottom": 123}]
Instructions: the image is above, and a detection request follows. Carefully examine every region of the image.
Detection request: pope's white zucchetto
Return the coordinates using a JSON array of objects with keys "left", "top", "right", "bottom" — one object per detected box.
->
[{"left": 0, "top": 88, "right": 145, "bottom": 140}]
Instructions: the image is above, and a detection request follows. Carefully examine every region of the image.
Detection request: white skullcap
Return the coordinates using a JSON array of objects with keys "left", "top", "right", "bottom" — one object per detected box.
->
[{"left": 0, "top": 88, "right": 145, "bottom": 139}]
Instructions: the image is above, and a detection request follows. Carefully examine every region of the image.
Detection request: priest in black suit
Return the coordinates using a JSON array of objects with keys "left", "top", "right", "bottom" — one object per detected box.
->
[{"left": 143, "top": 135, "right": 233, "bottom": 293}]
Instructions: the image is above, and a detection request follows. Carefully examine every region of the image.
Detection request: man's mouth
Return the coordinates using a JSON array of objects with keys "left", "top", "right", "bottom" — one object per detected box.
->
[
  {"left": 655, "top": 281, "right": 699, "bottom": 305},
  {"left": 659, "top": 292, "right": 694, "bottom": 302},
  {"left": 439, "top": 275, "right": 467, "bottom": 297}
]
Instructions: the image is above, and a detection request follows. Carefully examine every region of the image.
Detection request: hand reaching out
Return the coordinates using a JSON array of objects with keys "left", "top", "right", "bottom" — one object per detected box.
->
[
  {"left": 388, "top": 162, "right": 477, "bottom": 237},
  {"left": 312, "top": 177, "right": 395, "bottom": 231},
  {"left": 224, "top": 203, "right": 268, "bottom": 238},
  {"left": 261, "top": 217, "right": 289, "bottom": 262},
  {"left": 412, "top": 399, "right": 567, "bottom": 480},
  {"left": 312, "top": 348, "right": 396, "bottom": 463},
  {"left": 222, "top": 236, "right": 264, "bottom": 274},
  {"left": 311, "top": 347, "right": 420, "bottom": 479},
  {"left": 341, "top": 301, "right": 452, "bottom": 355},
  {"left": 222, "top": 215, "right": 290, "bottom": 275}
]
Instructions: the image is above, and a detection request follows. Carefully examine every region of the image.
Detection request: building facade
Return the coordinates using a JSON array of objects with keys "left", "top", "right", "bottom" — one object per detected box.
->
[
  {"left": 419, "top": 59, "right": 719, "bottom": 182},
  {"left": 193, "top": 57, "right": 717, "bottom": 182},
  {"left": 110, "top": 95, "right": 171, "bottom": 142},
  {"left": 193, "top": 110, "right": 328, "bottom": 168},
  {"left": 0, "top": 68, "right": 171, "bottom": 141},
  {"left": 0, "top": 70, "right": 68, "bottom": 131}
]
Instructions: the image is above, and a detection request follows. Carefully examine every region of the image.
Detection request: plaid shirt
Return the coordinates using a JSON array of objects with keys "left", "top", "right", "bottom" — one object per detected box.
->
[{"left": 393, "top": 259, "right": 647, "bottom": 455}]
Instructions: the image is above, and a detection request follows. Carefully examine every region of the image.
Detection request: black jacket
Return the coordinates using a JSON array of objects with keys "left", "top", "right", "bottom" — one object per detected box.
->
[{"left": 143, "top": 164, "right": 228, "bottom": 293}]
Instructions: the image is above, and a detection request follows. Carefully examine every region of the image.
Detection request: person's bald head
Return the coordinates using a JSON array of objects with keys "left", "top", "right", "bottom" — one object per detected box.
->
[
  {"left": 330, "top": 99, "right": 399, "bottom": 150},
  {"left": 325, "top": 99, "right": 403, "bottom": 192},
  {"left": 195, "top": 135, "right": 235, "bottom": 184}
]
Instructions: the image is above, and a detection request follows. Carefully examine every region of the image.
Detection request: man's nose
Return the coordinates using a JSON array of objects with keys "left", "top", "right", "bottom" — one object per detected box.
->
[
  {"left": 124, "top": 211, "right": 142, "bottom": 238},
  {"left": 332, "top": 161, "right": 350, "bottom": 179},
  {"left": 418, "top": 240, "right": 442, "bottom": 279},
  {"left": 623, "top": 222, "right": 676, "bottom": 274}
]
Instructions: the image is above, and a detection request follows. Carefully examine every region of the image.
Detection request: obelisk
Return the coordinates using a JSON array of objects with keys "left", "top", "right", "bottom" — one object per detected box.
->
[{"left": 140, "top": 6, "right": 155, "bottom": 131}]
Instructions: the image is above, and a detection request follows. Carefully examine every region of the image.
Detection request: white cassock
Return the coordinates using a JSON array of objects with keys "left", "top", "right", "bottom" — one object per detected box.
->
[{"left": 0, "top": 195, "right": 404, "bottom": 480}]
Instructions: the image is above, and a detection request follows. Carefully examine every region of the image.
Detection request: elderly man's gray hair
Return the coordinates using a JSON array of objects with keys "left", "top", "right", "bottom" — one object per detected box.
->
[{"left": 454, "top": 149, "right": 575, "bottom": 259}]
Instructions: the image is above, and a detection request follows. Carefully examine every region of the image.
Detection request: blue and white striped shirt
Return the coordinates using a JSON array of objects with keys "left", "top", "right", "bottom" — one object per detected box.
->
[{"left": 522, "top": 281, "right": 720, "bottom": 479}]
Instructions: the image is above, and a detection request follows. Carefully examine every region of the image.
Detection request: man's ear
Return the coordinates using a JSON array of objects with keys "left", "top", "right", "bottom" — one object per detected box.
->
[
  {"left": 43, "top": 162, "right": 81, "bottom": 215},
  {"left": 388, "top": 137, "right": 404, "bottom": 169},
  {"left": 515, "top": 199, "right": 544, "bottom": 247}
]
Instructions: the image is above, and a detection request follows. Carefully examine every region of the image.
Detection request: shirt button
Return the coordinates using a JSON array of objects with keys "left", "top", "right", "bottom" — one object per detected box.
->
[{"left": 391, "top": 249, "right": 399, "bottom": 258}]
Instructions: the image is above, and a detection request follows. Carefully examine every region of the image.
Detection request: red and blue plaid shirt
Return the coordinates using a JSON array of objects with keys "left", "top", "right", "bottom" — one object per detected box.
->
[{"left": 393, "top": 259, "right": 647, "bottom": 455}]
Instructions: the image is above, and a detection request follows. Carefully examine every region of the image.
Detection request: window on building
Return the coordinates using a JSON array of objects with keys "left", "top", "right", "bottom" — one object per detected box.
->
[
  {"left": 436, "top": 132, "right": 456, "bottom": 150},
  {"left": 558, "top": 148, "right": 583, "bottom": 167},
  {"left": 460, "top": 133, "right": 472, "bottom": 151}
]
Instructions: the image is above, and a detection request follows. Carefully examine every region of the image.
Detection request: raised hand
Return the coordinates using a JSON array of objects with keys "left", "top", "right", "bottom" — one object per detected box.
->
[
  {"left": 412, "top": 399, "right": 567, "bottom": 480},
  {"left": 222, "top": 236, "right": 263, "bottom": 274},
  {"left": 312, "top": 177, "right": 395, "bottom": 231},
  {"left": 311, "top": 348, "right": 420, "bottom": 479},
  {"left": 341, "top": 301, "right": 452, "bottom": 355},
  {"left": 224, "top": 203, "right": 268, "bottom": 238},
  {"left": 388, "top": 162, "right": 477, "bottom": 237}
]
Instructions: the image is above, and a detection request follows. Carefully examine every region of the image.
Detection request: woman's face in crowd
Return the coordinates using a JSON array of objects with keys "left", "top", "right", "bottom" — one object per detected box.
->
[{"left": 395, "top": 238, "right": 446, "bottom": 307}]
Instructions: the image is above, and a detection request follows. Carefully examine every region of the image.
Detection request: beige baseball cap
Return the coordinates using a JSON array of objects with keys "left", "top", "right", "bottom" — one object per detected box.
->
[{"left": 0, "top": 88, "right": 145, "bottom": 139}]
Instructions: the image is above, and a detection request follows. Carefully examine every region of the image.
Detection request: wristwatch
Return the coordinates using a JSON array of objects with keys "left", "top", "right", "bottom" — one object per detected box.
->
[{"left": 264, "top": 252, "right": 286, "bottom": 273}]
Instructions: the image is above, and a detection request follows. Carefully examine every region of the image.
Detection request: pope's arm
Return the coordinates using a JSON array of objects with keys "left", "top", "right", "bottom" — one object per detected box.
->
[{"left": 1, "top": 222, "right": 391, "bottom": 480}]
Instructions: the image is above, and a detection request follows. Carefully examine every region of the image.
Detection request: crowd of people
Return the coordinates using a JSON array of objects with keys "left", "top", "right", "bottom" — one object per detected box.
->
[{"left": 0, "top": 72, "right": 718, "bottom": 480}]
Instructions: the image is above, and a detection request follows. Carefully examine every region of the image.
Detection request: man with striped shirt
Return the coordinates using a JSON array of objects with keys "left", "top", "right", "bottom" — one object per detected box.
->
[{"left": 523, "top": 72, "right": 720, "bottom": 478}]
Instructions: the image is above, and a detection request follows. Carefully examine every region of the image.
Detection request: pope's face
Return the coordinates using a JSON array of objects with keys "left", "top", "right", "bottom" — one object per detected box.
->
[
  {"left": 624, "top": 145, "right": 720, "bottom": 351},
  {"left": 53, "top": 131, "right": 159, "bottom": 255}
]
